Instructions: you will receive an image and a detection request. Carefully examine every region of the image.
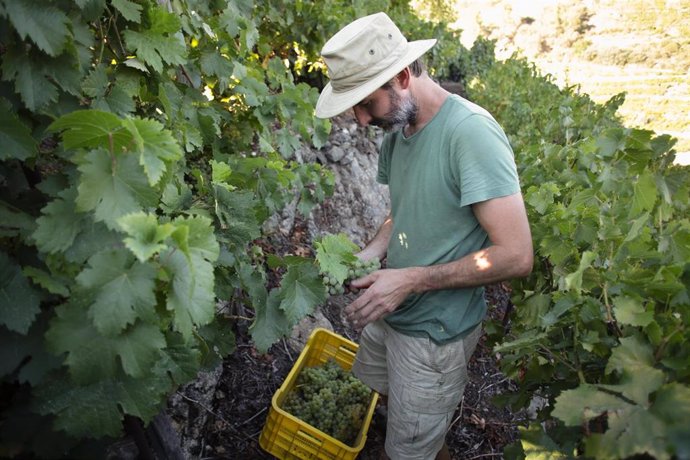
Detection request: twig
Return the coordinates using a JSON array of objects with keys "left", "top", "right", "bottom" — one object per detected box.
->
[
  {"left": 238, "top": 407, "right": 267, "bottom": 427},
  {"left": 465, "top": 453, "right": 502, "bottom": 459},
  {"left": 175, "top": 392, "right": 230, "bottom": 425},
  {"left": 282, "top": 338, "right": 293, "bottom": 362},
  {"left": 447, "top": 396, "right": 465, "bottom": 433}
]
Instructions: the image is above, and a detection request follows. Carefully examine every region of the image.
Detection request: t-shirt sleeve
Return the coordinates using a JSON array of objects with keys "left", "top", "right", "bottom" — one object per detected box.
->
[
  {"left": 451, "top": 114, "right": 520, "bottom": 207},
  {"left": 377, "top": 134, "right": 392, "bottom": 185}
]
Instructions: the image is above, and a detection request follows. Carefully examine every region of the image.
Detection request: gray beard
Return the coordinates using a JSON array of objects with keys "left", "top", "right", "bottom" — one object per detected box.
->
[{"left": 374, "top": 91, "right": 418, "bottom": 133}]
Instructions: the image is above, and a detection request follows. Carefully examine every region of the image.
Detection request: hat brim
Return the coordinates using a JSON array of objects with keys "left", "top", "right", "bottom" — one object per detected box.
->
[{"left": 314, "top": 38, "right": 437, "bottom": 119}]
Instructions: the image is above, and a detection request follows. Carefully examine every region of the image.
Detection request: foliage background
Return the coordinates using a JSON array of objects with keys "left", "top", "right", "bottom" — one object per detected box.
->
[{"left": 0, "top": 0, "right": 689, "bottom": 459}]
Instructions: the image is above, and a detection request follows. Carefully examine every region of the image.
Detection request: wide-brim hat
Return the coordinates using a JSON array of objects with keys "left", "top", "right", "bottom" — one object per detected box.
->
[{"left": 315, "top": 12, "right": 437, "bottom": 119}]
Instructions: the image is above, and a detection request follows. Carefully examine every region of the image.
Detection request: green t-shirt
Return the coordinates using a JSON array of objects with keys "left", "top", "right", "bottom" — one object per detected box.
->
[{"left": 377, "top": 94, "right": 520, "bottom": 344}]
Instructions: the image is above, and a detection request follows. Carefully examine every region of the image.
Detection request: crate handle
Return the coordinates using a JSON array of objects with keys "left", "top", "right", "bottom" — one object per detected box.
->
[
  {"left": 338, "top": 344, "right": 357, "bottom": 357},
  {"left": 295, "top": 429, "right": 323, "bottom": 448}
]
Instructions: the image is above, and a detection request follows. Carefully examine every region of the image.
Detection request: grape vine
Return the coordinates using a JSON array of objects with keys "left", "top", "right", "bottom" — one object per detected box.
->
[{"left": 322, "top": 257, "right": 381, "bottom": 296}]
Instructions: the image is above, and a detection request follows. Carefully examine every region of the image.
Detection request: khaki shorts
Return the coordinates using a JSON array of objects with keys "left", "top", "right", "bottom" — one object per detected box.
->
[{"left": 352, "top": 320, "right": 481, "bottom": 460}]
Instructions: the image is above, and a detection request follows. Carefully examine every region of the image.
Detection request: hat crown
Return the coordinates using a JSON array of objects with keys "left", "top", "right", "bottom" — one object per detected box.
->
[{"left": 321, "top": 13, "right": 407, "bottom": 92}]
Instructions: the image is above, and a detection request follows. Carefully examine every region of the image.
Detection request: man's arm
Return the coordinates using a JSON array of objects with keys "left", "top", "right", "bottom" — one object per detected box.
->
[
  {"left": 345, "top": 192, "right": 533, "bottom": 327},
  {"left": 356, "top": 212, "right": 393, "bottom": 261}
]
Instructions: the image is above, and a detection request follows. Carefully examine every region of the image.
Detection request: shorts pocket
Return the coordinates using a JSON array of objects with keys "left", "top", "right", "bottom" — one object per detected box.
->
[{"left": 400, "top": 380, "right": 463, "bottom": 415}]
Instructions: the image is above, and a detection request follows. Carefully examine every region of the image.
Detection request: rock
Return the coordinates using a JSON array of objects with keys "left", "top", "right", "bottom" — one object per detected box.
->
[
  {"left": 167, "top": 365, "right": 223, "bottom": 458},
  {"left": 288, "top": 309, "right": 333, "bottom": 351},
  {"left": 308, "top": 113, "right": 390, "bottom": 247}
]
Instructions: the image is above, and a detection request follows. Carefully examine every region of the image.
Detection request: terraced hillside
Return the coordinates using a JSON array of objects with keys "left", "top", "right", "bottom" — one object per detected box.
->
[{"left": 451, "top": 0, "right": 690, "bottom": 164}]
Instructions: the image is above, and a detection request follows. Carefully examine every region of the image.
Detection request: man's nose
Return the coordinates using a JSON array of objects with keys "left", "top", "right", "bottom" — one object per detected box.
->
[{"left": 352, "top": 106, "right": 371, "bottom": 127}]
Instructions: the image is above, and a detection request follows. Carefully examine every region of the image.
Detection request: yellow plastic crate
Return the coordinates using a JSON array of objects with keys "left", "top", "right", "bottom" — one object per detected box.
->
[{"left": 259, "top": 328, "right": 378, "bottom": 459}]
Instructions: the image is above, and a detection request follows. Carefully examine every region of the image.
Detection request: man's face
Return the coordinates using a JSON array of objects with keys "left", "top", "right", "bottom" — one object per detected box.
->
[{"left": 353, "top": 85, "right": 418, "bottom": 132}]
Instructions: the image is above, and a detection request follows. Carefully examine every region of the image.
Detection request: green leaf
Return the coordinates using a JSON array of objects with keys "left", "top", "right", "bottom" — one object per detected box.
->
[
  {"left": 32, "top": 187, "right": 86, "bottom": 254},
  {"left": 1, "top": 50, "right": 59, "bottom": 111},
  {"left": 596, "top": 128, "right": 627, "bottom": 157},
  {"left": 552, "top": 384, "right": 634, "bottom": 426},
  {"left": 197, "top": 316, "right": 236, "bottom": 368},
  {"left": 76, "top": 249, "right": 157, "bottom": 335},
  {"left": 199, "top": 51, "right": 234, "bottom": 88},
  {"left": 154, "top": 332, "right": 201, "bottom": 384},
  {"left": 23, "top": 267, "right": 69, "bottom": 297},
  {"left": 0, "top": 252, "right": 42, "bottom": 334},
  {"left": 250, "top": 289, "right": 292, "bottom": 353},
  {"left": 314, "top": 233, "right": 359, "bottom": 284},
  {"left": 81, "top": 65, "right": 108, "bottom": 98},
  {"left": 122, "top": 118, "right": 183, "bottom": 186},
  {"left": 603, "top": 336, "right": 665, "bottom": 404},
  {"left": 518, "top": 424, "right": 568, "bottom": 460},
  {"left": 630, "top": 170, "right": 657, "bottom": 216},
  {"left": 112, "top": 0, "right": 142, "bottom": 23},
  {"left": 586, "top": 406, "right": 670, "bottom": 460},
  {"left": 213, "top": 186, "right": 262, "bottom": 248},
  {"left": 515, "top": 293, "right": 551, "bottom": 327},
  {"left": 0, "top": 314, "right": 62, "bottom": 385},
  {"left": 48, "top": 110, "right": 129, "bottom": 151},
  {"left": 613, "top": 296, "right": 653, "bottom": 327},
  {"left": 211, "top": 160, "right": 233, "bottom": 185},
  {"left": 163, "top": 216, "right": 218, "bottom": 339},
  {"left": 0, "top": 98, "right": 37, "bottom": 160},
  {"left": 123, "top": 7, "right": 187, "bottom": 73},
  {"left": 606, "top": 335, "right": 656, "bottom": 375},
  {"left": 278, "top": 262, "right": 327, "bottom": 323},
  {"left": 76, "top": 148, "right": 159, "bottom": 230},
  {"left": 34, "top": 370, "right": 170, "bottom": 438},
  {"left": 651, "top": 383, "right": 690, "bottom": 457},
  {"left": 119, "top": 212, "right": 175, "bottom": 262},
  {"left": 3, "top": 0, "right": 70, "bottom": 56},
  {"left": 164, "top": 250, "right": 215, "bottom": 339},
  {"left": 46, "top": 300, "right": 166, "bottom": 382},
  {"left": 563, "top": 251, "right": 596, "bottom": 293}
]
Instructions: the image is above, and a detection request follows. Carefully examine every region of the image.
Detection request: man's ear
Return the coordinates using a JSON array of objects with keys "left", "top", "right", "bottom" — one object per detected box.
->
[{"left": 395, "top": 67, "right": 412, "bottom": 90}]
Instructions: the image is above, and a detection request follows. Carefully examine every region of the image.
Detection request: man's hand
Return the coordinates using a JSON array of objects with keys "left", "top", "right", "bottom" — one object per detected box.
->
[{"left": 344, "top": 267, "right": 418, "bottom": 328}]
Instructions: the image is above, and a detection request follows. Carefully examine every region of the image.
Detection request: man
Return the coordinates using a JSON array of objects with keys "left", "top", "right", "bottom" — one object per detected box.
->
[{"left": 314, "top": 12, "right": 533, "bottom": 460}]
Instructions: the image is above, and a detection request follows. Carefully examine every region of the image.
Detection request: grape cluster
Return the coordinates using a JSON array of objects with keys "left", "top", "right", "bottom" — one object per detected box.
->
[
  {"left": 322, "top": 257, "right": 381, "bottom": 296},
  {"left": 282, "top": 359, "right": 372, "bottom": 445}
]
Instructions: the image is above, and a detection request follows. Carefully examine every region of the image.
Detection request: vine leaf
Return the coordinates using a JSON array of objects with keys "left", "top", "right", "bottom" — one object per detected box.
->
[
  {"left": 552, "top": 384, "right": 634, "bottom": 426},
  {"left": 112, "top": 0, "right": 142, "bottom": 23},
  {"left": 46, "top": 300, "right": 166, "bottom": 383},
  {"left": 518, "top": 424, "right": 568, "bottom": 460},
  {"left": 123, "top": 6, "right": 187, "bottom": 73},
  {"left": 563, "top": 250, "right": 596, "bottom": 293},
  {"left": 119, "top": 212, "right": 175, "bottom": 262},
  {"left": 48, "top": 110, "right": 128, "bottom": 151},
  {"left": 630, "top": 170, "right": 658, "bottom": 216},
  {"left": 0, "top": 252, "right": 41, "bottom": 334},
  {"left": 1, "top": 50, "right": 59, "bottom": 111},
  {"left": 0, "top": 99, "right": 37, "bottom": 160},
  {"left": 278, "top": 262, "right": 327, "bottom": 323},
  {"left": 76, "top": 149, "right": 158, "bottom": 230},
  {"left": 34, "top": 370, "right": 170, "bottom": 438},
  {"left": 314, "top": 233, "right": 359, "bottom": 284},
  {"left": 76, "top": 249, "right": 157, "bottom": 335},
  {"left": 122, "top": 118, "right": 183, "bottom": 186},
  {"left": 33, "top": 188, "right": 86, "bottom": 254},
  {"left": 250, "top": 289, "right": 292, "bottom": 354},
  {"left": 2, "top": 0, "right": 71, "bottom": 56},
  {"left": 164, "top": 216, "right": 219, "bottom": 339},
  {"left": 0, "top": 315, "right": 62, "bottom": 385}
]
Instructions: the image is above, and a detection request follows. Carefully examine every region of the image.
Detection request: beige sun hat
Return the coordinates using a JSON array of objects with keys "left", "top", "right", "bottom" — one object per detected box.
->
[{"left": 315, "top": 12, "right": 437, "bottom": 119}]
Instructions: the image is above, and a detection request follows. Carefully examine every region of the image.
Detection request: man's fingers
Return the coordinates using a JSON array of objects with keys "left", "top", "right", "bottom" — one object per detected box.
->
[{"left": 349, "top": 272, "right": 376, "bottom": 289}]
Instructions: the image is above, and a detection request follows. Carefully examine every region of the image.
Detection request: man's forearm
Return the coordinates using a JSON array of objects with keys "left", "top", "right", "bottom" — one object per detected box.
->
[
  {"left": 409, "top": 244, "right": 533, "bottom": 293},
  {"left": 358, "top": 213, "right": 393, "bottom": 261}
]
